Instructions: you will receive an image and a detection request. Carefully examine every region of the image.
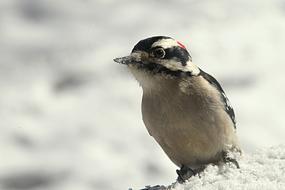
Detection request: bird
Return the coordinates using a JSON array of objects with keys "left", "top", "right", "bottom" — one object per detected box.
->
[{"left": 114, "top": 36, "right": 241, "bottom": 183}]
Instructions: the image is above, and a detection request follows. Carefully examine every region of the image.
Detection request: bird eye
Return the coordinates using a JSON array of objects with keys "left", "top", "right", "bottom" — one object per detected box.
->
[{"left": 153, "top": 48, "right": 165, "bottom": 58}]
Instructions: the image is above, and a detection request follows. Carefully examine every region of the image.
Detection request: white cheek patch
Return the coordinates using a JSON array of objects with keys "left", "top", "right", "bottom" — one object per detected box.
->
[
  {"left": 158, "top": 59, "right": 200, "bottom": 75},
  {"left": 151, "top": 39, "right": 180, "bottom": 49}
]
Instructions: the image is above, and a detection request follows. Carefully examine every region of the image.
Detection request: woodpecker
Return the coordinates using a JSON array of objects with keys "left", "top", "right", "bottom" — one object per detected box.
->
[{"left": 114, "top": 36, "right": 241, "bottom": 183}]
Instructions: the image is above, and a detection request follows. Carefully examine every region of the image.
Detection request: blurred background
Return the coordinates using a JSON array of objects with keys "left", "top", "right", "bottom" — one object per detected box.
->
[{"left": 0, "top": 0, "right": 285, "bottom": 189}]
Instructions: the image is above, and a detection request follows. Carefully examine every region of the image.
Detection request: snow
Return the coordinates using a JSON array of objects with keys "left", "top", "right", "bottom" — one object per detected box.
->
[
  {"left": 1, "top": 0, "right": 285, "bottom": 190},
  {"left": 172, "top": 145, "right": 285, "bottom": 190},
  {"left": 136, "top": 145, "right": 285, "bottom": 190}
]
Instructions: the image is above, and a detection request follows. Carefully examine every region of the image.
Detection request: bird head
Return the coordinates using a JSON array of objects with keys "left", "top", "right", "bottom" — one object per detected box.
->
[{"left": 114, "top": 36, "right": 200, "bottom": 87}]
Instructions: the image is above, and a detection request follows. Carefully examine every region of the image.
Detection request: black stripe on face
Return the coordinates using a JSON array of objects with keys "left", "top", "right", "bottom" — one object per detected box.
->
[
  {"left": 136, "top": 61, "right": 193, "bottom": 77},
  {"left": 163, "top": 47, "right": 191, "bottom": 66}
]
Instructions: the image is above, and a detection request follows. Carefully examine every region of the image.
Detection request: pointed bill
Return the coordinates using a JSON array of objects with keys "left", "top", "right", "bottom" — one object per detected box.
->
[{"left": 113, "top": 56, "right": 133, "bottom": 65}]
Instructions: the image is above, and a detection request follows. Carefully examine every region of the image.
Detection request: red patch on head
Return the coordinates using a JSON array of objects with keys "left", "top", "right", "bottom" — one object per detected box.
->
[{"left": 177, "top": 41, "right": 186, "bottom": 49}]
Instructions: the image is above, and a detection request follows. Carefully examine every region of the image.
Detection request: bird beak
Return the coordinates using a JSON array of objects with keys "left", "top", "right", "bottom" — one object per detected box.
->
[
  {"left": 114, "top": 52, "right": 144, "bottom": 65},
  {"left": 113, "top": 56, "right": 134, "bottom": 65}
]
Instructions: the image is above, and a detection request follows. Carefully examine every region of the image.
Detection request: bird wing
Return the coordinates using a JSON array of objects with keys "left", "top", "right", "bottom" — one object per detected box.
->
[{"left": 198, "top": 69, "right": 237, "bottom": 129}]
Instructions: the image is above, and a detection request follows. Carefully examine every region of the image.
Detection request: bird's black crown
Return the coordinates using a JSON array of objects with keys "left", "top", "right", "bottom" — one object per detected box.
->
[{"left": 132, "top": 36, "right": 192, "bottom": 66}]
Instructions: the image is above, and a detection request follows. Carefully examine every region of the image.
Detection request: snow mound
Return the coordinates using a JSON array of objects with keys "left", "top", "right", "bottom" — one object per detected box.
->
[
  {"left": 140, "top": 145, "right": 285, "bottom": 190},
  {"left": 173, "top": 145, "right": 285, "bottom": 190}
]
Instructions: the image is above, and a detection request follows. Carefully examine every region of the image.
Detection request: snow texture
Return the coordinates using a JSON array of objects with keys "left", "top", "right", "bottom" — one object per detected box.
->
[
  {"left": 139, "top": 145, "right": 285, "bottom": 190},
  {"left": 173, "top": 145, "right": 285, "bottom": 190}
]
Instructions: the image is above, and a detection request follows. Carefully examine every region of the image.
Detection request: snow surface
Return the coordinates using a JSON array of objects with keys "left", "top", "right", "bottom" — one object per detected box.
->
[
  {"left": 1, "top": 0, "right": 285, "bottom": 190},
  {"left": 172, "top": 145, "right": 285, "bottom": 190},
  {"left": 136, "top": 145, "right": 285, "bottom": 190}
]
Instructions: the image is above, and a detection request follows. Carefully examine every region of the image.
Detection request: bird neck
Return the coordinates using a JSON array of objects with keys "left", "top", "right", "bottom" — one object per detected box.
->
[{"left": 131, "top": 69, "right": 179, "bottom": 95}]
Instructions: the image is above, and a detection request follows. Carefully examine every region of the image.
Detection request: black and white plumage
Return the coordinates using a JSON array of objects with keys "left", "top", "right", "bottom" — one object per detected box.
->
[
  {"left": 114, "top": 36, "right": 240, "bottom": 182},
  {"left": 198, "top": 70, "right": 237, "bottom": 129}
]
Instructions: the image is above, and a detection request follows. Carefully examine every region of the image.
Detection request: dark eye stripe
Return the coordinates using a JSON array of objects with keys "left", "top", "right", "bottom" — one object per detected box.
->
[
  {"left": 163, "top": 47, "right": 190, "bottom": 66},
  {"left": 138, "top": 62, "right": 193, "bottom": 77}
]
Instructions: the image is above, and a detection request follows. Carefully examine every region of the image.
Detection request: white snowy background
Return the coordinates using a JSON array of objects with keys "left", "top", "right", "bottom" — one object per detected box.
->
[{"left": 0, "top": 0, "right": 285, "bottom": 190}]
